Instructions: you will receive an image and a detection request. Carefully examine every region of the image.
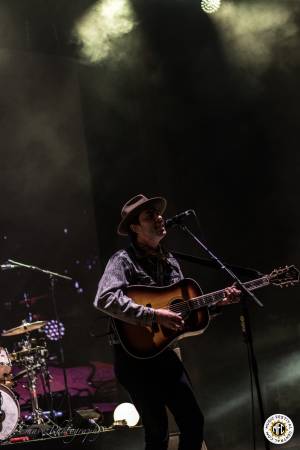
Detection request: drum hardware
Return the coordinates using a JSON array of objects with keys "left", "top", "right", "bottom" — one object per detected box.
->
[
  {"left": 2, "top": 324, "right": 55, "bottom": 428},
  {"left": 11, "top": 336, "right": 51, "bottom": 427},
  {"left": 12, "top": 364, "right": 42, "bottom": 383},
  {"left": 1, "top": 258, "right": 73, "bottom": 436},
  {"left": 11, "top": 340, "right": 49, "bottom": 364},
  {"left": 26, "top": 365, "right": 44, "bottom": 425},
  {"left": 5, "top": 259, "right": 73, "bottom": 421},
  {"left": 2, "top": 324, "right": 54, "bottom": 431},
  {"left": 1, "top": 374, "right": 14, "bottom": 389}
]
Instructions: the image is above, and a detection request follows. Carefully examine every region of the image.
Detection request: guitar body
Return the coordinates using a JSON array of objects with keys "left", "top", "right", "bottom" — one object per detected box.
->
[
  {"left": 113, "top": 278, "right": 210, "bottom": 359},
  {"left": 111, "top": 265, "right": 300, "bottom": 358}
]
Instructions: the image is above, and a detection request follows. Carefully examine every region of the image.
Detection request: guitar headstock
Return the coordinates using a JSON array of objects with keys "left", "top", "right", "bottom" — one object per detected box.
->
[{"left": 268, "top": 265, "right": 300, "bottom": 288}]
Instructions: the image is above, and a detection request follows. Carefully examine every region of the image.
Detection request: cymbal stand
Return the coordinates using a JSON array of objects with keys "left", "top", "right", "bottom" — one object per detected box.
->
[
  {"left": 40, "top": 364, "right": 54, "bottom": 418},
  {"left": 26, "top": 364, "right": 44, "bottom": 425},
  {"left": 17, "top": 333, "right": 44, "bottom": 426},
  {"left": 13, "top": 333, "right": 56, "bottom": 430}
]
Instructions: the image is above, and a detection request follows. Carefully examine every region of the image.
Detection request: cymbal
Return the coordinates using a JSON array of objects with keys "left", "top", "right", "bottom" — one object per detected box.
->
[{"left": 1, "top": 321, "right": 46, "bottom": 337}]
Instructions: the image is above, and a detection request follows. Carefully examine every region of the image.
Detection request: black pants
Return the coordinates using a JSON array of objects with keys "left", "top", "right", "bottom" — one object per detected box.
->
[{"left": 113, "top": 344, "right": 204, "bottom": 450}]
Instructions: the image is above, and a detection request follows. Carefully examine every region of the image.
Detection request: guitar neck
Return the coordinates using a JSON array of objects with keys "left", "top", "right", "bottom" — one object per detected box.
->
[{"left": 191, "top": 276, "right": 270, "bottom": 310}]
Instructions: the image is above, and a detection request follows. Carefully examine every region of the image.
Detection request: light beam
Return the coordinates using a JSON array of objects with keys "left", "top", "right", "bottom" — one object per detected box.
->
[{"left": 73, "top": 0, "right": 136, "bottom": 63}]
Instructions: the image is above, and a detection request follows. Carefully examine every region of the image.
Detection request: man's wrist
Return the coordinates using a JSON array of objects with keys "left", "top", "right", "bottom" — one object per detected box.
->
[{"left": 152, "top": 309, "right": 158, "bottom": 325}]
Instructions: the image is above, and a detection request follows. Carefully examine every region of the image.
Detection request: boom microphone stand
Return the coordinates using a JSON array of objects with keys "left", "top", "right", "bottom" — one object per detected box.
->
[
  {"left": 171, "top": 216, "right": 270, "bottom": 450},
  {"left": 7, "top": 259, "right": 73, "bottom": 422},
  {"left": 171, "top": 251, "right": 263, "bottom": 278}
]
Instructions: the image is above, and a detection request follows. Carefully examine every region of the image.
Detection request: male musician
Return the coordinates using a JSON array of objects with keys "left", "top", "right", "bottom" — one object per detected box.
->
[{"left": 94, "top": 194, "right": 240, "bottom": 450}]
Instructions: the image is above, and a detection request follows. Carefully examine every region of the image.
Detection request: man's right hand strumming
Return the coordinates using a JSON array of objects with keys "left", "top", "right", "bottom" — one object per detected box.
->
[{"left": 155, "top": 308, "right": 184, "bottom": 331}]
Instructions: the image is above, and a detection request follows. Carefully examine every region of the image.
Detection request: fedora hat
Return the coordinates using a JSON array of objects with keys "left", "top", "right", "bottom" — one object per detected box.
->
[{"left": 117, "top": 194, "right": 167, "bottom": 236}]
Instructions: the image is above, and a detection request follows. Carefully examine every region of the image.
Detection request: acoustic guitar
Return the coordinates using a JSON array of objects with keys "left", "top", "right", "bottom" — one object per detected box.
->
[{"left": 113, "top": 265, "right": 299, "bottom": 359}]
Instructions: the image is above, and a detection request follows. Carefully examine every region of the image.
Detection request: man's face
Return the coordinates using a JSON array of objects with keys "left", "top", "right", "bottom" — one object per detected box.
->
[{"left": 131, "top": 207, "right": 166, "bottom": 243}]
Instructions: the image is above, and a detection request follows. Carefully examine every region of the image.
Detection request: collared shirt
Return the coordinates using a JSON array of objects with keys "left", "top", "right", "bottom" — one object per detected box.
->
[{"left": 94, "top": 243, "right": 183, "bottom": 327}]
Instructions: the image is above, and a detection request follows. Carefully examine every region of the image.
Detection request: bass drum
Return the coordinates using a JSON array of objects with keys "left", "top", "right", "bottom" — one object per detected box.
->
[{"left": 0, "top": 384, "right": 20, "bottom": 441}]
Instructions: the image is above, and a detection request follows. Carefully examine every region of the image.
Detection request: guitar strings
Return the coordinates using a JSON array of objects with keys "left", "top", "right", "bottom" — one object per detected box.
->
[
  {"left": 160, "top": 277, "right": 269, "bottom": 314},
  {"left": 164, "top": 289, "right": 225, "bottom": 314}
]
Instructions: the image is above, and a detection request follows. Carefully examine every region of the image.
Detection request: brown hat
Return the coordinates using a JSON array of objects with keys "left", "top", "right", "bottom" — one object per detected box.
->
[{"left": 117, "top": 194, "right": 167, "bottom": 236}]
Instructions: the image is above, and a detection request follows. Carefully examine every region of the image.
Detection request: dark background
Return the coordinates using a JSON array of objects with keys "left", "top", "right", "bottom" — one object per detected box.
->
[{"left": 0, "top": 0, "right": 299, "bottom": 449}]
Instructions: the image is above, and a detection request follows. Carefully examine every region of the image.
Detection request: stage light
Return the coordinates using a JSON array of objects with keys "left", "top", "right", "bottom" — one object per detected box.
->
[
  {"left": 113, "top": 402, "right": 140, "bottom": 427},
  {"left": 44, "top": 320, "right": 65, "bottom": 341},
  {"left": 74, "top": 0, "right": 136, "bottom": 63},
  {"left": 201, "top": 0, "right": 221, "bottom": 14}
]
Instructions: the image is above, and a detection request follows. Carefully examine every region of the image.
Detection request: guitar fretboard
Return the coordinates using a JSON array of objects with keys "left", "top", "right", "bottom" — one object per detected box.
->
[{"left": 169, "top": 276, "right": 270, "bottom": 313}]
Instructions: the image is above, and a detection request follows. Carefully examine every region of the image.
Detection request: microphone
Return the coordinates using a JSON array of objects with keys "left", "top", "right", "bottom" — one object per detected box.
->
[
  {"left": 0, "top": 264, "right": 19, "bottom": 270},
  {"left": 165, "top": 209, "right": 195, "bottom": 229}
]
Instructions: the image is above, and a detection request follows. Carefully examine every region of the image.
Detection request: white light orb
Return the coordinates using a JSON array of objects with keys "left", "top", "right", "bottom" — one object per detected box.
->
[
  {"left": 201, "top": 0, "right": 221, "bottom": 14},
  {"left": 113, "top": 402, "right": 140, "bottom": 427}
]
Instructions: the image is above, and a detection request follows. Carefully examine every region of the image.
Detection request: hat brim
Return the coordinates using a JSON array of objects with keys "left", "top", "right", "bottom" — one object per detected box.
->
[{"left": 117, "top": 197, "right": 167, "bottom": 236}]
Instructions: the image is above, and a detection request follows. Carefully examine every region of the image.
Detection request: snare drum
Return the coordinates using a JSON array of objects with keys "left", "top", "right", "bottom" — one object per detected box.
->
[
  {"left": 0, "top": 348, "right": 12, "bottom": 380},
  {"left": 0, "top": 384, "right": 20, "bottom": 441}
]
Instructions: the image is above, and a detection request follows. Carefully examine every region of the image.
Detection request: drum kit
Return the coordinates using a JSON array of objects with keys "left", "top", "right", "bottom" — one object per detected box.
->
[
  {"left": 0, "top": 259, "right": 74, "bottom": 442},
  {"left": 0, "top": 319, "right": 53, "bottom": 441}
]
